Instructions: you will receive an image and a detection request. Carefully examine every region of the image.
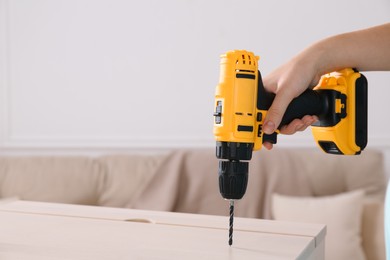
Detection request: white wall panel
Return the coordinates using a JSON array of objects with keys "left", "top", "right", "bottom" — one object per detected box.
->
[{"left": 0, "top": 0, "right": 390, "bottom": 150}]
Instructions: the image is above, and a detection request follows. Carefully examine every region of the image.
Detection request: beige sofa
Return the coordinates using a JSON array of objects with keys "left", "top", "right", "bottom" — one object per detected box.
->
[{"left": 0, "top": 148, "right": 386, "bottom": 260}]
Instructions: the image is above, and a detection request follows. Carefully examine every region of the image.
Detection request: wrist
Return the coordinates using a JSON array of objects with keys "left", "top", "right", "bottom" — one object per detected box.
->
[{"left": 291, "top": 44, "right": 325, "bottom": 86}]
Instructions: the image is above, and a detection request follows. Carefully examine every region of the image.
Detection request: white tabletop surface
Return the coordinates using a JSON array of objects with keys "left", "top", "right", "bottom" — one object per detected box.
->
[{"left": 0, "top": 200, "right": 326, "bottom": 260}]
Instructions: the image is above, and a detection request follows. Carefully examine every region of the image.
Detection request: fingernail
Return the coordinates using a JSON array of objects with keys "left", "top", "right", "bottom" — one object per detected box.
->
[
  {"left": 310, "top": 119, "right": 318, "bottom": 126},
  {"left": 263, "top": 121, "right": 275, "bottom": 134}
]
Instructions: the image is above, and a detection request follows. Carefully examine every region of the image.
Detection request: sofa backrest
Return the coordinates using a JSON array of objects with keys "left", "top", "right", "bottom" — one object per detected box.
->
[
  {"left": 0, "top": 156, "right": 105, "bottom": 205},
  {"left": 0, "top": 148, "right": 385, "bottom": 217},
  {"left": 127, "top": 148, "right": 386, "bottom": 219}
]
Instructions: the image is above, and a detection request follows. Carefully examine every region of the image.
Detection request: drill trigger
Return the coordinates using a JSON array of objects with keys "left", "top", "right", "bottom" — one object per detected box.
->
[{"left": 263, "top": 132, "right": 277, "bottom": 144}]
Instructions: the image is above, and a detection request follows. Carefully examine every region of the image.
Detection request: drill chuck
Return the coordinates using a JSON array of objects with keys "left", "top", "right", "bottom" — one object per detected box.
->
[
  {"left": 216, "top": 141, "right": 252, "bottom": 200},
  {"left": 218, "top": 160, "right": 248, "bottom": 200}
]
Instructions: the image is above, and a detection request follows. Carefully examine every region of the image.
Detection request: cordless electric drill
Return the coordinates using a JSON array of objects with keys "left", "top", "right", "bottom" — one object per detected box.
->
[{"left": 212, "top": 50, "right": 368, "bottom": 245}]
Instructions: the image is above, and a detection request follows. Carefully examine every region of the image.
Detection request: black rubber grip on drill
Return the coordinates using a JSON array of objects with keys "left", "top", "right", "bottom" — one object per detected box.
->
[
  {"left": 280, "top": 89, "right": 328, "bottom": 126},
  {"left": 257, "top": 71, "right": 328, "bottom": 128}
]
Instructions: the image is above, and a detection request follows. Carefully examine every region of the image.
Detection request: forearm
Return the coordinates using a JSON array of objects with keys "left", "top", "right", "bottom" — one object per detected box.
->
[{"left": 300, "top": 23, "right": 390, "bottom": 75}]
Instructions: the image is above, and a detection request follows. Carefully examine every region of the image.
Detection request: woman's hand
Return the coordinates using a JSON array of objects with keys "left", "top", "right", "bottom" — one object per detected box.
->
[{"left": 262, "top": 51, "right": 321, "bottom": 149}]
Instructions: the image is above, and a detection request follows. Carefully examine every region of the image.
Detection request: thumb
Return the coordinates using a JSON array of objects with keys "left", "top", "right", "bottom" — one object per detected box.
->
[{"left": 263, "top": 93, "right": 294, "bottom": 135}]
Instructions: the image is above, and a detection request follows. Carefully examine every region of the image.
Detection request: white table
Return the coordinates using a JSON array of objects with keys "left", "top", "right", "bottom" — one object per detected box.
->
[{"left": 0, "top": 200, "right": 326, "bottom": 259}]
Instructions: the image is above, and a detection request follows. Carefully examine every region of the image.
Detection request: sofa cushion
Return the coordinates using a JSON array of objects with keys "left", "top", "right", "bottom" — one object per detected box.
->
[
  {"left": 281, "top": 148, "right": 386, "bottom": 198},
  {"left": 97, "top": 154, "right": 165, "bottom": 207},
  {"left": 362, "top": 200, "right": 386, "bottom": 260},
  {"left": 0, "top": 157, "right": 104, "bottom": 205},
  {"left": 272, "top": 190, "right": 366, "bottom": 260}
]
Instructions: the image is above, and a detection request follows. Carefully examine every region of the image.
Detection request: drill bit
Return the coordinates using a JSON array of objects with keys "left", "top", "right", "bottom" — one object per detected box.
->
[{"left": 229, "top": 199, "right": 234, "bottom": 246}]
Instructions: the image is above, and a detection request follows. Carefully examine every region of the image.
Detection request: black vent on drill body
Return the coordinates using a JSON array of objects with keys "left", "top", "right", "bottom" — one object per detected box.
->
[
  {"left": 236, "top": 73, "right": 256, "bottom": 80},
  {"left": 318, "top": 141, "right": 343, "bottom": 155}
]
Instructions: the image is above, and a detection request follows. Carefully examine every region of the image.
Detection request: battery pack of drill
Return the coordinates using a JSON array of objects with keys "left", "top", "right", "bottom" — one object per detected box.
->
[{"left": 212, "top": 50, "right": 368, "bottom": 245}]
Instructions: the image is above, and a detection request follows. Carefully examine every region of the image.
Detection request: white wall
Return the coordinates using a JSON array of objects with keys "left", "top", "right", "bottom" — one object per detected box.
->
[{"left": 0, "top": 0, "right": 390, "bottom": 174}]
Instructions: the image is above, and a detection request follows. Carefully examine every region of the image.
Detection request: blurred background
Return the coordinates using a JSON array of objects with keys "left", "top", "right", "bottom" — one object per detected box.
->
[{"left": 0, "top": 0, "right": 389, "bottom": 174}]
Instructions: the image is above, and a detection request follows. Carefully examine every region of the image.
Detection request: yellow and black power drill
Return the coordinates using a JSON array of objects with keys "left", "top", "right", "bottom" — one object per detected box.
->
[{"left": 213, "top": 50, "right": 368, "bottom": 246}]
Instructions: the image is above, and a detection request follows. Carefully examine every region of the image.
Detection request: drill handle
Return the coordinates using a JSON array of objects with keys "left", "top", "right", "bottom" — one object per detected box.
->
[
  {"left": 280, "top": 89, "right": 328, "bottom": 127},
  {"left": 257, "top": 71, "right": 328, "bottom": 129}
]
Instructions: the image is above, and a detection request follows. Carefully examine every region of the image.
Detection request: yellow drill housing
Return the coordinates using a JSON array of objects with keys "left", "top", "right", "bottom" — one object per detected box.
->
[{"left": 214, "top": 50, "right": 262, "bottom": 150}]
